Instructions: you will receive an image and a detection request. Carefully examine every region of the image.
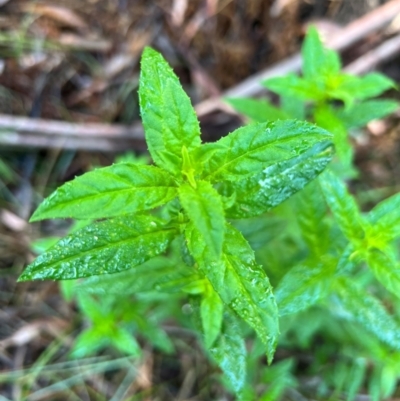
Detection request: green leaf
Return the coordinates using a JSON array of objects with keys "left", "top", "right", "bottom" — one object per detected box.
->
[
  {"left": 367, "top": 249, "right": 400, "bottom": 299},
  {"left": 319, "top": 170, "right": 365, "bottom": 243},
  {"left": 336, "top": 100, "right": 399, "bottom": 129},
  {"left": 139, "top": 47, "right": 201, "bottom": 174},
  {"left": 295, "top": 181, "right": 329, "bottom": 256},
  {"left": 111, "top": 327, "right": 141, "bottom": 356},
  {"left": 224, "top": 140, "right": 334, "bottom": 218},
  {"left": 18, "top": 215, "right": 176, "bottom": 281},
  {"left": 264, "top": 73, "right": 326, "bottom": 102},
  {"left": 202, "top": 119, "right": 332, "bottom": 183},
  {"left": 201, "top": 284, "right": 224, "bottom": 349},
  {"left": 209, "top": 314, "right": 247, "bottom": 394},
  {"left": 331, "top": 277, "right": 400, "bottom": 350},
  {"left": 187, "top": 223, "right": 279, "bottom": 363},
  {"left": 70, "top": 328, "right": 108, "bottom": 358},
  {"left": 275, "top": 261, "right": 334, "bottom": 316},
  {"left": 30, "top": 164, "right": 178, "bottom": 221},
  {"left": 335, "top": 72, "right": 395, "bottom": 102},
  {"left": 302, "top": 26, "right": 341, "bottom": 79},
  {"left": 179, "top": 180, "right": 225, "bottom": 257},
  {"left": 226, "top": 97, "right": 289, "bottom": 122},
  {"left": 367, "top": 192, "right": 400, "bottom": 242}
]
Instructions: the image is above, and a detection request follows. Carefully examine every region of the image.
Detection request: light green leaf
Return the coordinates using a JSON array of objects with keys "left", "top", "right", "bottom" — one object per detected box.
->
[
  {"left": 335, "top": 72, "right": 395, "bottom": 101},
  {"left": 319, "top": 170, "right": 365, "bottom": 243},
  {"left": 302, "top": 26, "right": 341, "bottom": 79},
  {"left": 226, "top": 97, "right": 290, "bottom": 122},
  {"left": 30, "top": 164, "right": 178, "bottom": 221},
  {"left": 179, "top": 180, "right": 225, "bottom": 257},
  {"left": 264, "top": 73, "right": 326, "bottom": 102},
  {"left": 111, "top": 327, "right": 141, "bottom": 356},
  {"left": 18, "top": 215, "right": 176, "bottom": 281},
  {"left": 201, "top": 284, "right": 224, "bottom": 349},
  {"left": 367, "top": 249, "right": 400, "bottom": 299},
  {"left": 187, "top": 223, "right": 279, "bottom": 363},
  {"left": 336, "top": 100, "right": 399, "bottom": 129},
  {"left": 367, "top": 192, "right": 400, "bottom": 243},
  {"left": 275, "top": 261, "right": 334, "bottom": 316},
  {"left": 224, "top": 140, "right": 333, "bottom": 218},
  {"left": 295, "top": 181, "right": 329, "bottom": 256},
  {"left": 331, "top": 277, "right": 400, "bottom": 350},
  {"left": 209, "top": 314, "right": 247, "bottom": 394},
  {"left": 70, "top": 328, "right": 109, "bottom": 358},
  {"left": 139, "top": 47, "right": 201, "bottom": 174},
  {"left": 202, "top": 119, "right": 332, "bottom": 183}
]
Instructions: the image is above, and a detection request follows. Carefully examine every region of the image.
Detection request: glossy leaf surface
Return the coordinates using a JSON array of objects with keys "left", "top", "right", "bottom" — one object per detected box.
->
[
  {"left": 187, "top": 223, "right": 279, "bottom": 362},
  {"left": 31, "top": 164, "right": 178, "bottom": 221},
  {"left": 225, "top": 140, "right": 333, "bottom": 218},
  {"left": 202, "top": 120, "right": 332, "bottom": 182},
  {"left": 179, "top": 180, "right": 225, "bottom": 257},
  {"left": 139, "top": 47, "right": 201, "bottom": 173},
  {"left": 19, "top": 216, "right": 176, "bottom": 281}
]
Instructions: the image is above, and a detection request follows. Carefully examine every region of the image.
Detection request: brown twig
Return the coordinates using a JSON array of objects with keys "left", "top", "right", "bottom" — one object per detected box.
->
[{"left": 1, "top": 0, "right": 400, "bottom": 151}]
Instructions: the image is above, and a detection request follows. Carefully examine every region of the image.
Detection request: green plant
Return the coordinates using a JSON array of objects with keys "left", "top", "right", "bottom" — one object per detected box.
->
[
  {"left": 20, "top": 47, "right": 335, "bottom": 396},
  {"left": 228, "top": 27, "right": 398, "bottom": 177},
  {"left": 226, "top": 27, "right": 400, "bottom": 401}
]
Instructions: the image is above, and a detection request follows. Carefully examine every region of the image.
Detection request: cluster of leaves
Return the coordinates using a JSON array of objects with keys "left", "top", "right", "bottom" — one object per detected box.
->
[
  {"left": 228, "top": 27, "right": 400, "bottom": 400},
  {"left": 228, "top": 27, "right": 398, "bottom": 177},
  {"left": 21, "top": 45, "right": 335, "bottom": 397}
]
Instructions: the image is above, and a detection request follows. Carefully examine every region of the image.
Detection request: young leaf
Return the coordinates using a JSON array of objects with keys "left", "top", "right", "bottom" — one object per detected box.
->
[
  {"left": 111, "top": 327, "right": 141, "bottom": 356},
  {"left": 264, "top": 73, "right": 325, "bottom": 102},
  {"left": 319, "top": 170, "right": 365, "bottom": 244},
  {"left": 295, "top": 181, "right": 329, "bottom": 256},
  {"left": 367, "top": 249, "right": 400, "bottom": 299},
  {"left": 367, "top": 192, "right": 400, "bottom": 243},
  {"left": 209, "top": 315, "right": 247, "bottom": 394},
  {"left": 331, "top": 277, "right": 400, "bottom": 350},
  {"left": 334, "top": 72, "right": 395, "bottom": 102},
  {"left": 187, "top": 223, "right": 279, "bottom": 363},
  {"left": 18, "top": 216, "right": 176, "bottom": 281},
  {"left": 226, "top": 97, "right": 290, "bottom": 122},
  {"left": 224, "top": 140, "right": 334, "bottom": 218},
  {"left": 70, "top": 328, "right": 109, "bottom": 358},
  {"left": 139, "top": 47, "right": 201, "bottom": 174},
  {"left": 179, "top": 180, "right": 225, "bottom": 257},
  {"left": 202, "top": 119, "right": 332, "bottom": 182},
  {"left": 30, "top": 164, "right": 178, "bottom": 221},
  {"left": 275, "top": 261, "right": 334, "bottom": 316},
  {"left": 302, "top": 26, "right": 341, "bottom": 79},
  {"left": 201, "top": 284, "right": 224, "bottom": 349},
  {"left": 336, "top": 99, "right": 399, "bottom": 129}
]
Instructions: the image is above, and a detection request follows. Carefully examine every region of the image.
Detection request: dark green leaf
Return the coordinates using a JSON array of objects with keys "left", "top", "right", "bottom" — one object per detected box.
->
[
  {"left": 18, "top": 215, "right": 176, "bottom": 281},
  {"left": 179, "top": 180, "right": 225, "bottom": 257},
  {"left": 30, "top": 164, "right": 178, "bottom": 221},
  {"left": 226, "top": 97, "right": 289, "bottom": 122},
  {"left": 225, "top": 140, "right": 334, "bottom": 218},
  {"left": 331, "top": 277, "right": 400, "bottom": 350},
  {"left": 202, "top": 119, "right": 332, "bottom": 183},
  {"left": 139, "top": 47, "right": 201, "bottom": 173},
  {"left": 187, "top": 223, "right": 279, "bottom": 363}
]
